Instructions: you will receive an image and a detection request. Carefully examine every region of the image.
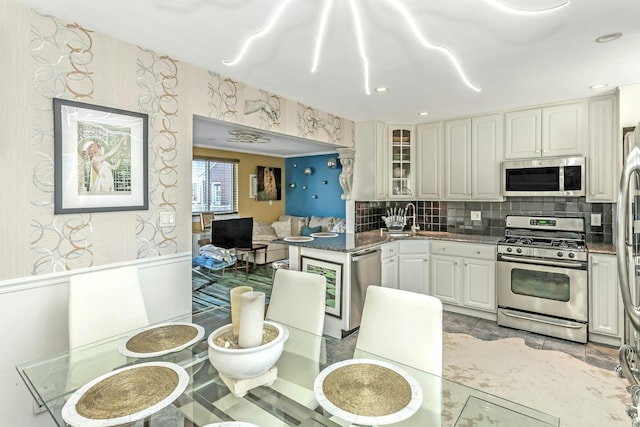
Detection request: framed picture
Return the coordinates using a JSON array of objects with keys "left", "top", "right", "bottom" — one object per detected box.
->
[
  {"left": 249, "top": 174, "right": 257, "bottom": 198},
  {"left": 53, "top": 98, "right": 148, "bottom": 214},
  {"left": 256, "top": 166, "right": 282, "bottom": 201},
  {"left": 301, "top": 256, "right": 342, "bottom": 318},
  {"left": 199, "top": 212, "right": 215, "bottom": 231}
]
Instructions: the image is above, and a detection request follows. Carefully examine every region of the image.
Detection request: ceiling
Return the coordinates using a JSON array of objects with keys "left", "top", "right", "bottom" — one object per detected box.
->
[{"left": 15, "top": 0, "right": 640, "bottom": 156}]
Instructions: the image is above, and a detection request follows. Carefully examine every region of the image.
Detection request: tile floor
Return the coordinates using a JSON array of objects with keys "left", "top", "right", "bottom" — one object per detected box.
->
[
  {"left": 443, "top": 311, "right": 621, "bottom": 372},
  {"left": 328, "top": 311, "right": 622, "bottom": 373}
]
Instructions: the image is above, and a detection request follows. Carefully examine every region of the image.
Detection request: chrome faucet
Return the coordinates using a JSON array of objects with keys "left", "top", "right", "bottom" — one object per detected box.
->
[{"left": 404, "top": 202, "right": 419, "bottom": 234}]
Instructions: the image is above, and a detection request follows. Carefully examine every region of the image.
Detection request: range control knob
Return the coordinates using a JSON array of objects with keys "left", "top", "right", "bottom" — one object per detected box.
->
[
  {"left": 568, "top": 252, "right": 575, "bottom": 259},
  {"left": 506, "top": 247, "right": 513, "bottom": 253},
  {"left": 516, "top": 248, "right": 523, "bottom": 254},
  {"left": 557, "top": 251, "right": 564, "bottom": 257}
]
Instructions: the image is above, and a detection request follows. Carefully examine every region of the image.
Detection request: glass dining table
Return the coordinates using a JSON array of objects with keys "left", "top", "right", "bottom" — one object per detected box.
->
[{"left": 17, "top": 306, "right": 560, "bottom": 427}]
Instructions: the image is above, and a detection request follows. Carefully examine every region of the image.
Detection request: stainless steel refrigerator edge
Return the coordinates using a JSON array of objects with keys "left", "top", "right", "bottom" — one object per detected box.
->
[
  {"left": 615, "top": 123, "right": 640, "bottom": 424},
  {"left": 348, "top": 247, "right": 382, "bottom": 333}
]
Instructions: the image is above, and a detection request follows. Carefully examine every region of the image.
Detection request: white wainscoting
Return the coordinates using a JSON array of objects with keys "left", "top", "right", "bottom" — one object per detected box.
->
[{"left": 0, "top": 252, "right": 192, "bottom": 427}]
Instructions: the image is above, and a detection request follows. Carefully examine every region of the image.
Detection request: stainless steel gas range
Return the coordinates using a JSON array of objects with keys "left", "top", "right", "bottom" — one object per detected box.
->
[{"left": 496, "top": 215, "right": 588, "bottom": 343}]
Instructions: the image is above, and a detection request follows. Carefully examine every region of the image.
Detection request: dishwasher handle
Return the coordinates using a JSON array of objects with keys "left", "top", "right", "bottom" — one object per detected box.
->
[{"left": 351, "top": 248, "right": 381, "bottom": 261}]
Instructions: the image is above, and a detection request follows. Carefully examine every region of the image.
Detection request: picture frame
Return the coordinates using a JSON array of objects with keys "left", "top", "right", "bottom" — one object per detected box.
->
[
  {"left": 199, "top": 212, "right": 215, "bottom": 231},
  {"left": 301, "top": 256, "right": 343, "bottom": 318},
  {"left": 256, "top": 166, "right": 282, "bottom": 201},
  {"left": 249, "top": 174, "right": 257, "bottom": 198},
  {"left": 53, "top": 98, "right": 148, "bottom": 214}
]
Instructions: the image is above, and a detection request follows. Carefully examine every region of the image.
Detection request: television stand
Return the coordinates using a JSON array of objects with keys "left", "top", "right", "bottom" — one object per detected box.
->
[{"left": 234, "top": 244, "right": 268, "bottom": 275}]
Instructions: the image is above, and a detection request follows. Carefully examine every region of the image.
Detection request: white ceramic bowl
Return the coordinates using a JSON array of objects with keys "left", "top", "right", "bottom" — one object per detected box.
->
[{"left": 207, "top": 321, "right": 286, "bottom": 379}]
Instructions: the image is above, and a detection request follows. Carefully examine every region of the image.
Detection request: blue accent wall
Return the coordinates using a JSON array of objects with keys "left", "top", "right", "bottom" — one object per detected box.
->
[{"left": 285, "top": 154, "right": 346, "bottom": 218}]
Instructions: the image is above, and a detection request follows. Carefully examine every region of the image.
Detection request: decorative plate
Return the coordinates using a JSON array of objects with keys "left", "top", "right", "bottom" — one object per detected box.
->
[
  {"left": 314, "top": 358, "right": 423, "bottom": 426},
  {"left": 119, "top": 322, "right": 205, "bottom": 358},
  {"left": 310, "top": 232, "right": 338, "bottom": 238},
  {"left": 62, "top": 361, "right": 189, "bottom": 427},
  {"left": 283, "top": 236, "right": 314, "bottom": 242}
]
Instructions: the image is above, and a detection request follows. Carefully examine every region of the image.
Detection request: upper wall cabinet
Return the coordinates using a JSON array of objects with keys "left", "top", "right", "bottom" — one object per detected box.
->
[
  {"left": 587, "top": 96, "right": 618, "bottom": 202},
  {"left": 354, "top": 121, "right": 387, "bottom": 201},
  {"left": 504, "top": 102, "right": 587, "bottom": 159},
  {"left": 444, "top": 114, "right": 504, "bottom": 201},
  {"left": 387, "top": 125, "right": 416, "bottom": 199},
  {"left": 416, "top": 123, "right": 443, "bottom": 199}
]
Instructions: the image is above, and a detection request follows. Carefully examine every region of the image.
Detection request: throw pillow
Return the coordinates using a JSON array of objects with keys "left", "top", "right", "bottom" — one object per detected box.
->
[
  {"left": 253, "top": 223, "right": 278, "bottom": 241},
  {"left": 271, "top": 218, "right": 292, "bottom": 238},
  {"left": 301, "top": 225, "right": 321, "bottom": 236},
  {"left": 309, "top": 215, "right": 335, "bottom": 232}
]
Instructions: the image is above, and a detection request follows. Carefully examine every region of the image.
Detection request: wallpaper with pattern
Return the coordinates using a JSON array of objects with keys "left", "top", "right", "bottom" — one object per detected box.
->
[{"left": 7, "top": 3, "right": 354, "bottom": 279}]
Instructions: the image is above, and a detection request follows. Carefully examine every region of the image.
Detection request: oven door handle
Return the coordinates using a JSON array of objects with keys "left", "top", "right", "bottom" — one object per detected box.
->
[
  {"left": 501, "top": 310, "right": 584, "bottom": 329},
  {"left": 499, "top": 254, "right": 585, "bottom": 269}
]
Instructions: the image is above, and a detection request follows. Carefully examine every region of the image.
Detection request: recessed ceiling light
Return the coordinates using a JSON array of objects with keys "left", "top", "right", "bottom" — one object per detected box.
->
[
  {"left": 595, "top": 32, "right": 622, "bottom": 43},
  {"left": 419, "top": 111, "right": 429, "bottom": 116},
  {"left": 375, "top": 87, "right": 388, "bottom": 92},
  {"left": 589, "top": 83, "right": 608, "bottom": 89}
]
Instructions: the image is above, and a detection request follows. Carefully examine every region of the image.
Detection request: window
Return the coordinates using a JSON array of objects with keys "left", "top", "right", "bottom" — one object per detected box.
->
[{"left": 192, "top": 158, "right": 238, "bottom": 214}]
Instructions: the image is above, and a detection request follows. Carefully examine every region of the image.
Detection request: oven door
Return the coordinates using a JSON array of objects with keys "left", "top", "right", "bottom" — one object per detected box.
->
[{"left": 497, "top": 255, "right": 588, "bottom": 322}]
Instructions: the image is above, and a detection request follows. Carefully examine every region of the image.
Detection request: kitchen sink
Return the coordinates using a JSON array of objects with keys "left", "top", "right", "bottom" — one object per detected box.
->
[{"left": 388, "top": 233, "right": 410, "bottom": 237}]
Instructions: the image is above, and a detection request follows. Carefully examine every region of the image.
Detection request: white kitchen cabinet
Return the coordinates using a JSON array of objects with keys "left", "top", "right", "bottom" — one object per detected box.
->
[
  {"left": 380, "top": 242, "right": 399, "bottom": 289},
  {"left": 472, "top": 114, "right": 504, "bottom": 201},
  {"left": 444, "top": 114, "right": 503, "bottom": 201},
  {"left": 387, "top": 125, "right": 416, "bottom": 199},
  {"left": 430, "top": 241, "right": 496, "bottom": 313},
  {"left": 445, "top": 119, "right": 472, "bottom": 199},
  {"left": 354, "top": 120, "right": 387, "bottom": 200},
  {"left": 416, "top": 122, "right": 443, "bottom": 199},
  {"left": 587, "top": 96, "right": 618, "bottom": 203},
  {"left": 504, "top": 101, "right": 586, "bottom": 159},
  {"left": 589, "top": 253, "right": 623, "bottom": 345},
  {"left": 398, "top": 240, "right": 429, "bottom": 294}
]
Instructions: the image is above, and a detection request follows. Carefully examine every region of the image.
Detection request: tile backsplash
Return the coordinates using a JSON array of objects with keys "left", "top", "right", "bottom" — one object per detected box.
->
[{"left": 355, "top": 197, "right": 614, "bottom": 243}]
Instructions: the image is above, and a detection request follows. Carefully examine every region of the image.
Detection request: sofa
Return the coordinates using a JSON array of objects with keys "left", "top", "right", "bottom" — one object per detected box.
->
[{"left": 248, "top": 214, "right": 346, "bottom": 265}]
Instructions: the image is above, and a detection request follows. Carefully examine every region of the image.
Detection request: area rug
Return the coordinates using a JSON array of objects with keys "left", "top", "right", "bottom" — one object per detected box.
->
[
  {"left": 442, "top": 333, "right": 630, "bottom": 426},
  {"left": 192, "top": 266, "right": 273, "bottom": 312}
]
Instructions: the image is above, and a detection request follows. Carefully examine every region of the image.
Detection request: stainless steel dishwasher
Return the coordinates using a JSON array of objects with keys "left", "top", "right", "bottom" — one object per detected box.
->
[{"left": 348, "top": 247, "right": 382, "bottom": 332}]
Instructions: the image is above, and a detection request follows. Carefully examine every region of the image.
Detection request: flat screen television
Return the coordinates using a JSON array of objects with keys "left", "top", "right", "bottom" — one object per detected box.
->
[{"left": 211, "top": 217, "right": 253, "bottom": 249}]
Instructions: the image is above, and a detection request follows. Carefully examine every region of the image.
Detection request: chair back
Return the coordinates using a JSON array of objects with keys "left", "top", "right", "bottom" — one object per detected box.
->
[
  {"left": 356, "top": 286, "right": 443, "bottom": 375},
  {"left": 266, "top": 268, "right": 327, "bottom": 335},
  {"left": 68, "top": 265, "right": 149, "bottom": 348}
]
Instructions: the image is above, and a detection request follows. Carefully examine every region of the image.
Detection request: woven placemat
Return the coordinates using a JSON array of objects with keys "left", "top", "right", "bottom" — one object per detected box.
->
[
  {"left": 321, "top": 363, "right": 412, "bottom": 417},
  {"left": 76, "top": 365, "right": 179, "bottom": 419},
  {"left": 125, "top": 324, "right": 199, "bottom": 353}
]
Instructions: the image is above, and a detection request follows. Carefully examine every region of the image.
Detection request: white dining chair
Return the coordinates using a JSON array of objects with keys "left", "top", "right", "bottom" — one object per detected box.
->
[
  {"left": 266, "top": 269, "right": 327, "bottom": 409},
  {"left": 66, "top": 265, "right": 151, "bottom": 391},
  {"left": 355, "top": 285, "right": 443, "bottom": 375},
  {"left": 266, "top": 268, "right": 327, "bottom": 335},
  {"left": 68, "top": 265, "right": 150, "bottom": 348}
]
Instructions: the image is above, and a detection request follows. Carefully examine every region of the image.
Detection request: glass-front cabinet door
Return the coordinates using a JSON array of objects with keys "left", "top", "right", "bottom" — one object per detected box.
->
[{"left": 388, "top": 126, "right": 415, "bottom": 198}]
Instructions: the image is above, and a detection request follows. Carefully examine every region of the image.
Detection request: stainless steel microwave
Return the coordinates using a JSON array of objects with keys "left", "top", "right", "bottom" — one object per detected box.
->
[{"left": 502, "top": 156, "right": 585, "bottom": 197}]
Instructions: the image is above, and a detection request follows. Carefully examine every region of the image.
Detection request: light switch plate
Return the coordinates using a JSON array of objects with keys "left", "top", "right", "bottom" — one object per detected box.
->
[
  {"left": 591, "top": 213, "right": 601, "bottom": 227},
  {"left": 471, "top": 211, "right": 481, "bottom": 221},
  {"left": 159, "top": 211, "right": 175, "bottom": 227}
]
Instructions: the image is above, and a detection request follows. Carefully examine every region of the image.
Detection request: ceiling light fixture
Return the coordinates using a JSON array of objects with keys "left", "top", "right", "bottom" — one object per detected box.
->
[
  {"left": 589, "top": 83, "right": 608, "bottom": 89},
  {"left": 595, "top": 32, "right": 622, "bottom": 43},
  {"left": 375, "top": 86, "right": 388, "bottom": 92},
  {"left": 226, "top": 130, "right": 271, "bottom": 143},
  {"left": 224, "top": 0, "right": 568, "bottom": 95},
  {"left": 484, "top": 0, "right": 570, "bottom": 15},
  {"left": 419, "top": 111, "right": 429, "bottom": 116}
]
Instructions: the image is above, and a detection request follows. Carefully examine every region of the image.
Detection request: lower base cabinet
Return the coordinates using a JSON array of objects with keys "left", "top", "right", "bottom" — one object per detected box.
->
[
  {"left": 398, "top": 240, "right": 429, "bottom": 294},
  {"left": 589, "top": 253, "right": 623, "bottom": 345},
  {"left": 381, "top": 242, "right": 399, "bottom": 289},
  {"left": 430, "top": 241, "right": 496, "bottom": 313}
]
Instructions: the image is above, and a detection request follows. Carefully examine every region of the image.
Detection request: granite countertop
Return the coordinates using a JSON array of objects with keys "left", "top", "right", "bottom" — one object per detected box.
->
[
  {"left": 273, "top": 230, "right": 503, "bottom": 253},
  {"left": 587, "top": 243, "right": 616, "bottom": 255}
]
